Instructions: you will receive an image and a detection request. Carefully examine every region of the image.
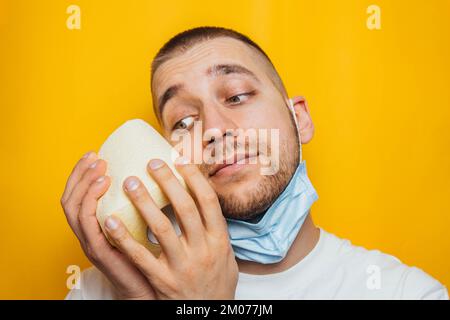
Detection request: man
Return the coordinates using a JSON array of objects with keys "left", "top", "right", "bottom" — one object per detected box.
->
[{"left": 62, "top": 26, "right": 448, "bottom": 299}]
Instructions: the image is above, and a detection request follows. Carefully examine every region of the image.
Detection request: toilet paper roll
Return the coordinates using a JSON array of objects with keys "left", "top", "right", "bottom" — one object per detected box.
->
[{"left": 96, "top": 119, "right": 186, "bottom": 256}]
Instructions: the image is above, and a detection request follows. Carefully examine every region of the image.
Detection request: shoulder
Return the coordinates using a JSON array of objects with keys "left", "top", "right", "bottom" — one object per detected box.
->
[
  {"left": 65, "top": 266, "right": 118, "bottom": 300},
  {"left": 400, "top": 266, "right": 449, "bottom": 299},
  {"left": 319, "top": 229, "right": 448, "bottom": 299}
]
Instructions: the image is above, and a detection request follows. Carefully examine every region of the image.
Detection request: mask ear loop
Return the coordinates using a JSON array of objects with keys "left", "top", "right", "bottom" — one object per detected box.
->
[{"left": 288, "top": 98, "right": 303, "bottom": 163}]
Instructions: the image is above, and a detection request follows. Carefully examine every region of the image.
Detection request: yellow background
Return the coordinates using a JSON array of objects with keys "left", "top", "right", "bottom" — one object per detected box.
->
[{"left": 0, "top": 0, "right": 449, "bottom": 299}]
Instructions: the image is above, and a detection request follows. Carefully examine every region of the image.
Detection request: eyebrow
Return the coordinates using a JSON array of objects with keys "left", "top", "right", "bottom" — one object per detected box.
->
[
  {"left": 157, "top": 84, "right": 184, "bottom": 121},
  {"left": 157, "top": 63, "right": 260, "bottom": 120},
  {"left": 206, "top": 63, "right": 260, "bottom": 83}
]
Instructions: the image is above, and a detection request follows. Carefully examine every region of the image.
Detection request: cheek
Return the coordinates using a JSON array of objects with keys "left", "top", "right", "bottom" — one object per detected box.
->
[
  {"left": 240, "top": 104, "right": 293, "bottom": 146},
  {"left": 236, "top": 95, "right": 288, "bottom": 130},
  {"left": 230, "top": 110, "right": 272, "bottom": 141},
  {"left": 172, "top": 136, "right": 201, "bottom": 164}
]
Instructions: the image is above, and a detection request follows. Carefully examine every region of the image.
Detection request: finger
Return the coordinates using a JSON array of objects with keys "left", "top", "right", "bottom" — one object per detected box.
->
[
  {"left": 78, "top": 177, "right": 154, "bottom": 294},
  {"left": 174, "top": 157, "right": 227, "bottom": 234},
  {"left": 62, "top": 155, "right": 102, "bottom": 244},
  {"left": 123, "top": 176, "right": 184, "bottom": 262},
  {"left": 104, "top": 215, "right": 165, "bottom": 282},
  {"left": 78, "top": 174, "right": 111, "bottom": 240},
  {"left": 64, "top": 159, "right": 107, "bottom": 219},
  {"left": 147, "top": 159, "right": 205, "bottom": 246},
  {"left": 61, "top": 151, "right": 97, "bottom": 204},
  {"left": 77, "top": 174, "right": 112, "bottom": 249}
]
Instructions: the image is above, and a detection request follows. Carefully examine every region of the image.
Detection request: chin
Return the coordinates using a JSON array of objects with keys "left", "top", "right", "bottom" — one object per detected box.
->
[
  {"left": 219, "top": 178, "right": 260, "bottom": 200},
  {"left": 210, "top": 169, "right": 269, "bottom": 220}
]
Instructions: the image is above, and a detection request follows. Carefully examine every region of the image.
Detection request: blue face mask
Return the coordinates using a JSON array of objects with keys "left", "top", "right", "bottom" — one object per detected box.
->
[{"left": 226, "top": 98, "right": 319, "bottom": 264}]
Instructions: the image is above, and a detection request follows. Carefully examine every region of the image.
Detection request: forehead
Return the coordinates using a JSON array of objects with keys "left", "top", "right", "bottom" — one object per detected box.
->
[{"left": 151, "top": 37, "right": 268, "bottom": 95}]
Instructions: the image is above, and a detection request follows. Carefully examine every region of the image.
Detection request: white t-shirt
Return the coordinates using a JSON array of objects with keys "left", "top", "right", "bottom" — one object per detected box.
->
[{"left": 65, "top": 228, "right": 448, "bottom": 300}]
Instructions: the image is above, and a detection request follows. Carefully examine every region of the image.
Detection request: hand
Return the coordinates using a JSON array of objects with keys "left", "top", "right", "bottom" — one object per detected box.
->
[
  {"left": 60, "top": 151, "right": 156, "bottom": 299},
  {"left": 104, "top": 157, "right": 238, "bottom": 299}
]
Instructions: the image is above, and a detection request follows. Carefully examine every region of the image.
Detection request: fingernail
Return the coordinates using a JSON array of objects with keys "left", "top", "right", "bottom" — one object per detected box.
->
[
  {"left": 89, "top": 160, "right": 98, "bottom": 169},
  {"left": 125, "top": 177, "right": 139, "bottom": 192},
  {"left": 96, "top": 176, "right": 105, "bottom": 183},
  {"left": 148, "top": 159, "right": 164, "bottom": 170},
  {"left": 105, "top": 216, "right": 119, "bottom": 230},
  {"left": 175, "top": 156, "right": 190, "bottom": 165},
  {"left": 82, "top": 151, "right": 93, "bottom": 159}
]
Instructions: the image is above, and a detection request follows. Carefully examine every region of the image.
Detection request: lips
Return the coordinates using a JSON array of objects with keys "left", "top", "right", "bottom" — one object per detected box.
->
[{"left": 209, "top": 152, "right": 258, "bottom": 177}]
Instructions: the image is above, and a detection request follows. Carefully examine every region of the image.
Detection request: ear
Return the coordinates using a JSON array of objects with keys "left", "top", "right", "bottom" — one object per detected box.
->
[{"left": 291, "top": 96, "right": 314, "bottom": 144}]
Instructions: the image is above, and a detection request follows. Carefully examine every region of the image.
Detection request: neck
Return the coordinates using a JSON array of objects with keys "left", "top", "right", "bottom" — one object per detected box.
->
[{"left": 236, "top": 214, "right": 320, "bottom": 275}]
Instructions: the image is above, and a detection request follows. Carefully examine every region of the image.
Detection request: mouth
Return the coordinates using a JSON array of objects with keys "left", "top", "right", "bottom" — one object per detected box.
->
[{"left": 209, "top": 152, "right": 259, "bottom": 178}]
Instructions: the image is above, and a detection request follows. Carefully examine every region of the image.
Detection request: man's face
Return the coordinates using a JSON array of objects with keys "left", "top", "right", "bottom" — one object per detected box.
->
[{"left": 152, "top": 37, "right": 299, "bottom": 220}]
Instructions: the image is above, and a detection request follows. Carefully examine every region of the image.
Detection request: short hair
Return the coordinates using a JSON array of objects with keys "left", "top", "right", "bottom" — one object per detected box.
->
[{"left": 150, "top": 26, "right": 288, "bottom": 116}]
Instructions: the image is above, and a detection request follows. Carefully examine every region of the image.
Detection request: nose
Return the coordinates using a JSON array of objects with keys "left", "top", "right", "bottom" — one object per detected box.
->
[{"left": 201, "top": 104, "right": 239, "bottom": 148}]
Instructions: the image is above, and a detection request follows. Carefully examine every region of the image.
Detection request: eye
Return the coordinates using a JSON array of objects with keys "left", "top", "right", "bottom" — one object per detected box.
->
[
  {"left": 226, "top": 91, "right": 255, "bottom": 105},
  {"left": 173, "top": 116, "right": 195, "bottom": 131}
]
